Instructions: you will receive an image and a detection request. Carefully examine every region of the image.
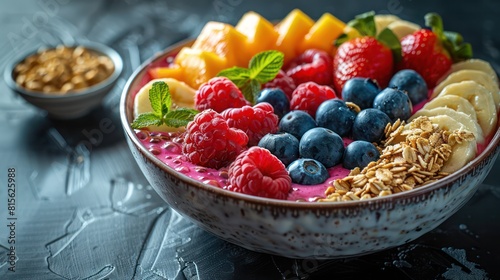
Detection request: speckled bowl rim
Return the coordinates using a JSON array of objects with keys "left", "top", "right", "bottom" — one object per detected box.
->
[
  {"left": 3, "top": 41, "right": 123, "bottom": 100},
  {"left": 120, "top": 38, "right": 500, "bottom": 210}
]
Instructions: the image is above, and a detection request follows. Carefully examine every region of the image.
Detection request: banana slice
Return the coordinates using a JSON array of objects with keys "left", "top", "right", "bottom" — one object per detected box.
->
[
  {"left": 374, "top": 14, "right": 401, "bottom": 34},
  {"left": 411, "top": 107, "right": 484, "bottom": 144},
  {"left": 134, "top": 78, "right": 196, "bottom": 132},
  {"left": 427, "top": 115, "right": 477, "bottom": 173},
  {"left": 445, "top": 58, "right": 499, "bottom": 85},
  {"left": 437, "top": 81, "right": 497, "bottom": 137},
  {"left": 431, "top": 69, "right": 500, "bottom": 110},
  {"left": 387, "top": 20, "right": 420, "bottom": 39},
  {"left": 423, "top": 95, "right": 477, "bottom": 122}
]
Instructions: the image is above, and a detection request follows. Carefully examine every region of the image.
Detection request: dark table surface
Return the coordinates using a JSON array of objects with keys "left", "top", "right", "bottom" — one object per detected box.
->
[{"left": 1, "top": 0, "right": 499, "bottom": 279}]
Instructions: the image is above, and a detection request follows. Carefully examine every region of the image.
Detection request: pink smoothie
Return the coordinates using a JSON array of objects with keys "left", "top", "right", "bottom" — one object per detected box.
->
[{"left": 137, "top": 130, "right": 351, "bottom": 202}]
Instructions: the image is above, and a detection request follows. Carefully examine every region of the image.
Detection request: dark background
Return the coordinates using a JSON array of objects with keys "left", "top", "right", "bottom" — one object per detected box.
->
[{"left": 0, "top": 0, "right": 499, "bottom": 279}]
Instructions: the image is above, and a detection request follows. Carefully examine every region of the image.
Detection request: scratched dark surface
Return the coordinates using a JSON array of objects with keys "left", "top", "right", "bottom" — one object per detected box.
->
[{"left": 0, "top": 0, "right": 499, "bottom": 279}]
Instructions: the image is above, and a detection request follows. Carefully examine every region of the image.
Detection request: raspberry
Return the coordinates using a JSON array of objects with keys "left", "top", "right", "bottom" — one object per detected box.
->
[
  {"left": 222, "top": 103, "right": 278, "bottom": 146},
  {"left": 195, "top": 77, "right": 250, "bottom": 113},
  {"left": 228, "top": 146, "right": 291, "bottom": 200},
  {"left": 290, "top": 82, "right": 336, "bottom": 118},
  {"left": 285, "top": 49, "right": 333, "bottom": 87},
  {"left": 182, "top": 109, "right": 248, "bottom": 169},
  {"left": 262, "top": 69, "right": 296, "bottom": 100}
]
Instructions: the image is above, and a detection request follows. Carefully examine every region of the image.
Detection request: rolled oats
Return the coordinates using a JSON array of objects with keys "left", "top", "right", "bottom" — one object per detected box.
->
[{"left": 320, "top": 116, "right": 476, "bottom": 202}]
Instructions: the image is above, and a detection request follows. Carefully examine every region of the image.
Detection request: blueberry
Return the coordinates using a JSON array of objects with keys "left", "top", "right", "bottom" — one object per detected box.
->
[
  {"left": 373, "top": 87, "right": 412, "bottom": 122},
  {"left": 279, "top": 110, "right": 317, "bottom": 140},
  {"left": 389, "top": 69, "right": 428, "bottom": 105},
  {"left": 343, "top": 140, "right": 380, "bottom": 169},
  {"left": 258, "top": 132, "right": 299, "bottom": 166},
  {"left": 299, "top": 127, "right": 344, "bottom": 168},
  {"left": 287, "top": 158, "right": 329, "bottom": 185},
  {"left": 342, "top": 78, "right": 381, "bottom": 109},
  {"left": 256, "top": 88, "right": 290, "bottom": 118},
  {"left": 352, "top": 108, "right": 391, "bottom": 143},
  {"left": 315, "top": 99, "right": 356, "bottom": 137}
]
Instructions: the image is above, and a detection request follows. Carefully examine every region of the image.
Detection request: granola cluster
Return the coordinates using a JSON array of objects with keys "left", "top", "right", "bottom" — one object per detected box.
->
[{"left": 320, "top": 116, "right": 475, "bottom": 202}]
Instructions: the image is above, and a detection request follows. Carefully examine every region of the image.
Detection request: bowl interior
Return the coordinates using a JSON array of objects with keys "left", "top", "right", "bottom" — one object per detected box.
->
[{"left": 120, "top": 39, "right": 500, "bottom": 209}]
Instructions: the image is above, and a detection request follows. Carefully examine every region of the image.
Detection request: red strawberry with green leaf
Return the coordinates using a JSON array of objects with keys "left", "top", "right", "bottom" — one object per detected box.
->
[
  {"left": 333, "top": 11, "right": 401, "bottom": 95},
  {"left": 400, "top": 13, "right": 472, "bottom": 88}
]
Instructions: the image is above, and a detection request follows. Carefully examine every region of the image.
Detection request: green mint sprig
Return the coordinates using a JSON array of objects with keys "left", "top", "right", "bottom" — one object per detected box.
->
[
  {"left": 217, "top": 50, "right": 284, "bottom": 104},
  {"left": 131, "top": 81, "right": 199, "bottom": 129}
]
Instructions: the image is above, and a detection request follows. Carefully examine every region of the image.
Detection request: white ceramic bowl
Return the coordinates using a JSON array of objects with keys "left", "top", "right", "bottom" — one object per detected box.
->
[
  {"left": 4, "top": 41, "right": 123, "bottom": 119},
  {"left": 120, "top": 40, "right": 500, "bottom": 259}
]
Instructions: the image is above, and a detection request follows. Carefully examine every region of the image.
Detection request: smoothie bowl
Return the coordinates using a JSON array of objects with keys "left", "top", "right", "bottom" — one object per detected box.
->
[{"left": 120, "top": 10, "right": 500, "bottom": 259}]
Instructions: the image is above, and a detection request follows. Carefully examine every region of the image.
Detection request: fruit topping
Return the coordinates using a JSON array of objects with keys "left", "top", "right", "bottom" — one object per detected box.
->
[
  {"left": 343, "top": 140, "right": 381, "bottom": 169},
  {"left": 174, "top": 47, "right": 227, "bottom": 90},
  {"left": 299, "top": 127, "right": 345, "bottom": 168},
  {"left": 400, "top": 13, "right": 472, "bottom": 88},
  {"left": 278, "top": 110, "right": 317, "bottom": 140},
  {"left": 389, "top": 69, "right": 428, "bottom": 104},
  {"left": 262, "top": 69, "right": 296, "bottom": 100},
  {"left": 285, "top": 49, "right": 333, "bottom": 86},
  {"left": 333, "top": 11, "right": 400, "bottom": 95},
  {"left": 373, "top": 87, "right": 412, "bottom": 122},
  {"left": 256, "top": 88, "right": 290, "bottom": 119},
  {"left": 341, "top": 77, "right": 381, "bottom": 110},
  {"left": 192, "top": 21, "right": 249, "bottom": 67},
  {"left": 352, "top": 108, "right": 392, "bottom": 143},
  {"left": 299, "top": 12, "right": 346, "bottom": 55},
  {"left": 182, "top": 109, "right": 248, "bottom": 169},
  {"left": 227, "top": 146, "right": 291, "bottom": 199},
  {"left": 431, "top": 69, "right": 500, "bottom": 109},
  {"left": 235, "top": 11, "right": 279, "bottom": 66},
  {"left": 221, "top": 102, "right": 279, "bottom": 146},
  {"left": 195, "top": 77, "right": 250, "bottom": 113},
  {"left": 290, "top": 82, "right": 336, "bottom": 118},
  {"left": 258, "top": 132, "right": 299, "bottom": 166},
  {"left": 274, "top": 9, "right": 315, "bottom": 64},
  {"left": 315, "top": 99, "right": 357, "bottom": 137},
  {"left": 287, "top": 158, "right": 329, "bottom": 185}
]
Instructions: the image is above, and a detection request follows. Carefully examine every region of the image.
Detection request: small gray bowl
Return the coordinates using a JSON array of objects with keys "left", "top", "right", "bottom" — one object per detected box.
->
[
  {"left": 120, "top": 40, "right": 500, "bottom": 259},
  {"left": 4, "top": 41, "right": 123, "bottom": 119}
]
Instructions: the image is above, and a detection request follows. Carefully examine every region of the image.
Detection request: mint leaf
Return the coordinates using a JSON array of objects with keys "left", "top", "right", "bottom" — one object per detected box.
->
[
  {"left": 149, "top": 81, "right": 169, "bottom": 116},
  {"left": 217, "top": 67, "right": 251, "bottom": 88},
  {"left": 240, "top": 79, "right": 261, "bottom": 104},
  {"left": 249, "top": 50, "right": 284, "bottom": 84},
  {"left": 131, "top": 112, "right": 162, "bottom": 129},
  {"left": 377, "top": 27, "right": 402, "bottom": 63},
  {"left": 163, "top": 108, "right": 199, "bottom": 128},
  {"left": 131, "top": 81, "right": 198, "bottom": 129},
  {"left": 347, "top": 11, "right": 376, "bottom": 37},
  {"left": 216, "top": 50, "right": 284, "bottom": 105}
]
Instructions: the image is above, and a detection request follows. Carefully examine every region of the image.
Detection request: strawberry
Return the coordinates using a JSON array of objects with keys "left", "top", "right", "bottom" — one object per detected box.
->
[
  {"left": 400, "top": 13, "right": 472, "bottom": 88},
  {"left": 333, "top": 11, "right": 401, "bottom": 95}
]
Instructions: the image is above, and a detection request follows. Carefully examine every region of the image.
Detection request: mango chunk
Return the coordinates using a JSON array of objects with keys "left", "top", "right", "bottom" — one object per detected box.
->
[
  {"left": 148, "top": 65, "right": 184, "bottom": 81},
  {"left": 191, "top": 21, "right": 248, "bottom": 67},
  {"left": 173, "top": 47, "right": 227, "bottom": 90},
  {"left": 236, "top": 11, "right": 279, "bottom": 65},
  {"left": 299, "top": 13, "right": 346, "bottom": 55},
  {"left": 275, "top": 9, "right": 314, "bottom": 64}
]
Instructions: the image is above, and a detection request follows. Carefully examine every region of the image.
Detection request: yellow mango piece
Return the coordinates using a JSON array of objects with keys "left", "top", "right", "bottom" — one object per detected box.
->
[
  {"left": 147, "top": 64, "right": 184, "bottom": 81},
  {"left": 299, "top": 13, "right": 346, "bottom": 55},
  {"left": 174, "top": 47, "right": 227, "bottom": 90},
  {"left": 191, "top": 21, "right": 248, "bottom": 67},
  {"left": 275, "top": 9, "right": 314, "bottom": 63},
  {"left": 236, "top": 11, "right": 279, "bottom": 65}
]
